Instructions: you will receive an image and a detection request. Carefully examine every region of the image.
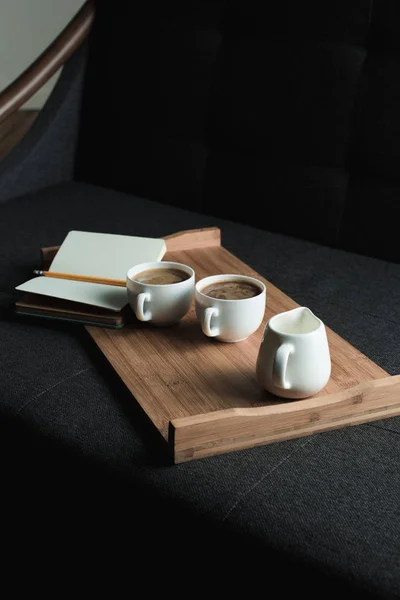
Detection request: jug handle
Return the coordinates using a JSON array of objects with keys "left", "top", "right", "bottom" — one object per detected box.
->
[{"left": 273, "top": 343, "right": 294, "bottom": 389}]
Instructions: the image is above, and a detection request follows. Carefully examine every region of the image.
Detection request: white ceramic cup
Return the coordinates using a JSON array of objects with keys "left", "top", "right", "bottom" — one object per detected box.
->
[
  {"left": 256, "top": 306, "right": 331, "bottom": 399},
  {"left": 126, "top": 261, "right": 195, "bottom": 325},
  {"left": 195, "top": 274, "right": 266, "bottom": 342}
]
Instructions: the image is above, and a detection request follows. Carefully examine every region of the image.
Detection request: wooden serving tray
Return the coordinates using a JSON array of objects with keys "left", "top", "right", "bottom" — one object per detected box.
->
[{"left": 83, "top": 228, "right": 400, "bottom": 463}]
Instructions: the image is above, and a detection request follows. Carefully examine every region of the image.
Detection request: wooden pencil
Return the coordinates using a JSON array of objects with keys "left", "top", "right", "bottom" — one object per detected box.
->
[{"left": 33, "top": 270, "right": 126, "bottom": 287}]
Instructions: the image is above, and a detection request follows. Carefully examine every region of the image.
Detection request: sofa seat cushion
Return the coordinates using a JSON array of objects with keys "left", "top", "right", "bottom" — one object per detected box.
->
[{"left": 1, "top": 182, "right": 399, "bottom": 597}]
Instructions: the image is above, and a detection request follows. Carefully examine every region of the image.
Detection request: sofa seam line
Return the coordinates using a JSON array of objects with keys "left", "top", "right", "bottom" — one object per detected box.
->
[
  {"left": 221, "top": 436, "right": 315, "bottom": 523},
  {"left": 15, "top": 366, "right": 94, "bottom": 416}
]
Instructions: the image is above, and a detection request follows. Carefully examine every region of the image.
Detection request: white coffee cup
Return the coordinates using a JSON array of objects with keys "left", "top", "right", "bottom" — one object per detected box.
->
[
  {"left": 256, "top": 306, "right": 331, "bottom": 399},
  {"left": 126, "top": 261, "right": 195, "bottom": 325},
  {"left": 195, "top": 274, "right": 266, "bottom": 342}
]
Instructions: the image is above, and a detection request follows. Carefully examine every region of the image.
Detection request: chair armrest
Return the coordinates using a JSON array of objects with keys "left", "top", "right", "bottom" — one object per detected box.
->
[
  {"left": 0, "top": 41, "right": 88, "bottom": 203},
  {"left": 0, "top": 0, "right": 95, "bottom": 125}
]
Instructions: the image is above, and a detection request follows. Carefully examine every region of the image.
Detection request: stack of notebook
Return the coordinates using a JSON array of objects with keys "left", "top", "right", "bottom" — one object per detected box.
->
[{"left": 14, "top": 230, "right": 167, "bottom": 328}]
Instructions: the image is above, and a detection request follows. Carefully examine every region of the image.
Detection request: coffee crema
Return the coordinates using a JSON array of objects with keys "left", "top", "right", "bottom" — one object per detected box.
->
[
  {"left": 201, "top": 280, "right": 261, "bottom": 300},
  {"left": 134, "top": 267, "right": 190, "bottom": 285}
]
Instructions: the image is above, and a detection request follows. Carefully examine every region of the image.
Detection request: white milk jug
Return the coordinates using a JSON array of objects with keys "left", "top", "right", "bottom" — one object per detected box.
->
[{"left": 256, "top": 307, "right": 331, "bottom": 399}]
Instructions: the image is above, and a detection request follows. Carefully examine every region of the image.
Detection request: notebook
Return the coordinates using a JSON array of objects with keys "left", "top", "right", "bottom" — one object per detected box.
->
[{"left": 14, "top": 231, "right": 167, "bottom": 327}]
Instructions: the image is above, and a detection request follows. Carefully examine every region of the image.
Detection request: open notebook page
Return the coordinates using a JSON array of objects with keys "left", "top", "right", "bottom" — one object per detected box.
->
[{"left": 16, "top": 231, "right": 167, "bottom": 311}]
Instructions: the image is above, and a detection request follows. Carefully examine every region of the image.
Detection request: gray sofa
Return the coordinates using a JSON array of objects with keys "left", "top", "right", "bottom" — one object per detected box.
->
[{"left": 1, "top": 2, "right": 399, "bottom": 597}]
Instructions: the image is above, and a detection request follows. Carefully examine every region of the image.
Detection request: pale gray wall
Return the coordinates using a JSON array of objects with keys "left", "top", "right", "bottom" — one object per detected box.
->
[{"left": 0, "top": 0, "right": 84, "bottom": 109}]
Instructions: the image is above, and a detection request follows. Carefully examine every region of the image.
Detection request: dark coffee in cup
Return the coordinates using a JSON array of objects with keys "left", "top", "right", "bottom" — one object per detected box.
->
[
  {"left": 134, "top": 267, "right": 190, "bottom": 285},
  {"left": 201, "top": 280, "right": 262, "bottom": 300}
]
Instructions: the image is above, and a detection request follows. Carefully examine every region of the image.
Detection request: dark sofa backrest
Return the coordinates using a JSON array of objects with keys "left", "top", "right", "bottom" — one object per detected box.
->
[{"left": 75, "top": 0, "right": 400, "bottom": 263}]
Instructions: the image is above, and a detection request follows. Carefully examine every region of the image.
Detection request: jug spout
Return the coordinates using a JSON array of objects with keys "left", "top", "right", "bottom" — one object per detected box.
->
[{"left": 269, "top": 306, "right": 321, "bottom": 335}]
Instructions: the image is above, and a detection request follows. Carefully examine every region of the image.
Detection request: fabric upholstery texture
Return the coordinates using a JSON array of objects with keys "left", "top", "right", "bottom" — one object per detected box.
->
[
  {"left": 75, "top": 0, "right": 400, "bottom": 263},
  {"left": 1, "top": 182, "right": 399, "bottom": 597}
]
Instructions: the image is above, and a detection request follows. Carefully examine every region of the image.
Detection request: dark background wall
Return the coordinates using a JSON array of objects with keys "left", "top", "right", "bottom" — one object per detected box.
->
[{"left": 75, "top": 0, "right": 400, "bottom": 263}]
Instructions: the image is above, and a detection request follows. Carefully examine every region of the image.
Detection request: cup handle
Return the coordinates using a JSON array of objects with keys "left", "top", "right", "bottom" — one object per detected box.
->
[
  {"left": 273, "top": 343, "right": 294, "bottom": 389},
  {"left": 136, "top": 292, "right": 152, "bottom": 321},
  {"left": 202, "top": 307, "right": 220, "bottom": 337}
]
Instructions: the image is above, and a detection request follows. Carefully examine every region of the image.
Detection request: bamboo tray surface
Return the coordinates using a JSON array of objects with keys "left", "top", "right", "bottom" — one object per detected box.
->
[{"left": 85, "top": 228, "right": 400, "bottom": 463}]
